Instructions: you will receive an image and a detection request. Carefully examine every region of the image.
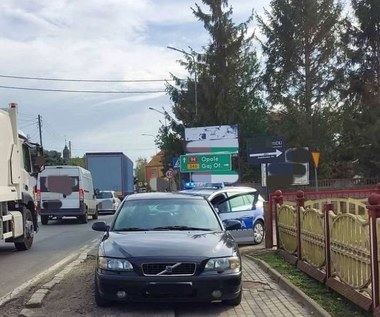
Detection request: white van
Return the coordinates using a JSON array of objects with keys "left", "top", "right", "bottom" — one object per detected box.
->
[{"left": 36, "top": 166, "right": 98, "bottom": 225}]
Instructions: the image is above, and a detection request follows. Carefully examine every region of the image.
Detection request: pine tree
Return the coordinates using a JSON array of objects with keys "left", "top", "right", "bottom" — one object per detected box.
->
[
  {"left": 339, "top": 0, "right": 380, "bottom": 176},
  {"left": 164, "top": 0, "right": 266, "bottom": 181},
  {"left": 258, "top": 0, "right": 343, "bottom": 177}
]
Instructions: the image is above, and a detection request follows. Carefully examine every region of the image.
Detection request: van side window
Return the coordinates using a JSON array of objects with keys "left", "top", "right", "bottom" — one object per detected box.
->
[{"left": 22, "top": 144, "right": 32, "bottom": 173}]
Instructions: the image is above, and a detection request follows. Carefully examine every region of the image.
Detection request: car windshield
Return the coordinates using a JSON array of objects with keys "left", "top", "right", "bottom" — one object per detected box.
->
[
  {"left": 112, "top": 198, "right": 222, "bottom": 231},
  {"left": 96, "top": 191, "right": 113, "bottom": 199}
]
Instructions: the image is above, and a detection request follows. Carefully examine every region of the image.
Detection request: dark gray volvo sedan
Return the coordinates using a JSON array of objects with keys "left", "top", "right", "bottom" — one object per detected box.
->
[{"left": 92, "top": 192, "right": 242, "bottom": 306}]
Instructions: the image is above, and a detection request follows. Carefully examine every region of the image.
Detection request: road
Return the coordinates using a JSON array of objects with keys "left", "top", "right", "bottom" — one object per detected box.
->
[{"left": 0, "top": 214, "right": 113, "bottom": 300}]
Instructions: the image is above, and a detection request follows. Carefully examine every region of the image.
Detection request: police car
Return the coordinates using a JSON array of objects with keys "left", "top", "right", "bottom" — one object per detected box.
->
[{"left": 179, "top": 184, "right": 265, "bottom": 245}]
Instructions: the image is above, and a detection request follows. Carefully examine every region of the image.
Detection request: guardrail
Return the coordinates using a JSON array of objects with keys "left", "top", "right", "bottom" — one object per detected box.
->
[{"left": 270, "top": 184, "right": 380, "bottom": 315}]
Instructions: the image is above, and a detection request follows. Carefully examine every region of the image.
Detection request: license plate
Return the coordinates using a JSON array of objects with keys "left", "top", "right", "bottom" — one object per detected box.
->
[{"left": 145, "top": 282, "right": 193, "bottom": 296}]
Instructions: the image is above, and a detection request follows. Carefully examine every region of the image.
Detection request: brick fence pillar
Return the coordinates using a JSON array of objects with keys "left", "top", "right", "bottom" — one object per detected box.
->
[
  {"left": 367, "top": 184, "right": 380, "bottom": 312},
  {"left": 273, "top": 190, "right": 283, "bottom": 250}
]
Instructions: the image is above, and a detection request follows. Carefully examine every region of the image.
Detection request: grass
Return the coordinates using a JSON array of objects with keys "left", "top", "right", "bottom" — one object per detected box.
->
[{"left": 253, "top": 252, "right": 371, "bottom": 317}]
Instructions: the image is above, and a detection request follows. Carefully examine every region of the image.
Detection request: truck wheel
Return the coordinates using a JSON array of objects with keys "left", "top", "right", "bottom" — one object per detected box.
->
[
  {"left": 41, "top": 215, "right": 49, "bottom": 225},
  {"left": 14, "top": 208, "right": 34, "bottom": 251}
]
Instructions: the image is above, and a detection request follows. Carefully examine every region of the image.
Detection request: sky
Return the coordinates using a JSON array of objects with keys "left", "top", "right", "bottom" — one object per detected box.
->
[{"left": 0, "top": 0, "right": 270, "bottom": 165}]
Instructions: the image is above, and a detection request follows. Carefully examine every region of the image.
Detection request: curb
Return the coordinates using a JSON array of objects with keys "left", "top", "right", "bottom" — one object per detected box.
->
[
  {"left": 18, "top": 243, "right": 97, "bottom": 317},
  {"left": 245, "top": 254, "right": 332, "bottom": 317}
]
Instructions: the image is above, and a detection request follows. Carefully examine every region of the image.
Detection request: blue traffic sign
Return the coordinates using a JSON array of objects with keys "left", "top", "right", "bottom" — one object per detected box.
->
[
  {"left": 172, "top": 156, "right": 180, "bottom": 169},
  {"left": 247, "top": 136, "right": 285, "bottom": 164}
]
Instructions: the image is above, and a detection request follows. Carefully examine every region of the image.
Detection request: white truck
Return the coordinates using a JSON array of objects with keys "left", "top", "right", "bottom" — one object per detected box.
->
[{"left": 0, "top": 102, "right": 44, "bottom": 250}]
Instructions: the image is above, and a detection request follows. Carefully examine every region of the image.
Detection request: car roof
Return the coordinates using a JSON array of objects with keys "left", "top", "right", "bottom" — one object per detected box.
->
[
  {"left": 125, "top": 192, "right": 206, "bottom": 201},
  {"left": 180, "top": 186, "right": 257, "bottom": 198}
]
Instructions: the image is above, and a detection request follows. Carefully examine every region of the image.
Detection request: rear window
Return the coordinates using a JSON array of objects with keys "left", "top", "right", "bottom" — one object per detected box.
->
[
  {"left": 39, "top": 176, "right": 79, "bottom": 194},
  {"left": 96, "top": 191, "right": 113, "bottom": 199}
]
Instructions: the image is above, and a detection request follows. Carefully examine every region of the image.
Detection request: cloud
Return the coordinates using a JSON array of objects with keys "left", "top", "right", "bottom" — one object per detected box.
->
[{"left": 0, "top": 0, "right": 268, "bottom": 165}]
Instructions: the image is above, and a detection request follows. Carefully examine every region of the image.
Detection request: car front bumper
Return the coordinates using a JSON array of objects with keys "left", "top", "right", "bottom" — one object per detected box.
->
[{"left": 96, "top": 269, "right": 242, "bottom": 303}]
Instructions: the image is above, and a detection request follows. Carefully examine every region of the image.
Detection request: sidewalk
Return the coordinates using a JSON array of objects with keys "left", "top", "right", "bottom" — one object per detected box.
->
[
  {"left": 13, "top": 252, "right": 328, "bottom": 317},
  {"left": 238, "top": 256, "right": 315, "bottom": 317}
]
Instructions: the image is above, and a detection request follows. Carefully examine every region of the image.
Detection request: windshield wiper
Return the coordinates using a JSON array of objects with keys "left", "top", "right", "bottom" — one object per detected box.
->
[
  {"left": 152, "top": 226, "right": 212, "bottom": 231},
  {"left": 116, "top": 227, "right": 149, "bottom": 231}
]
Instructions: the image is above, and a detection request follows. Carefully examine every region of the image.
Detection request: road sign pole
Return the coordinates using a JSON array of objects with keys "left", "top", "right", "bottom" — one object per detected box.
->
[
  {"left": 265, "top": 163, "right": 270, "bottom": 201},
  {"left": 311, "top": 151, "right": 320, "bottom": 192},
  {"left": 315, "top": 167, "right": 318, "bottom": 192}
]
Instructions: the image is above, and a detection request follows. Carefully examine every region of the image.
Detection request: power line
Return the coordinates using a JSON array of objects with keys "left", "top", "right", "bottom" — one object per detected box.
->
[
  {"left": 0, "top": 74, "right": 173, "bottom": 83},
  {"left": 0, "top": 85, "right": 166, "bottom": 94},
  {"left": 19, "top": 122, "right": 38, "bottom": 129}
]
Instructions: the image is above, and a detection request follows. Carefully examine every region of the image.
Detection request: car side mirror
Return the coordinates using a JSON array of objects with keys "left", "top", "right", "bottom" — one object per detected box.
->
[
  {"left": 224, "top": 220, "right": 242, "bottom": 231},
  {"left": 92, "top": 221, "right": 110, "bottom": 232}
]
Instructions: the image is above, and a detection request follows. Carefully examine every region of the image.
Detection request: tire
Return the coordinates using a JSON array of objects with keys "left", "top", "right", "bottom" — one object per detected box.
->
[
  {"left": 253, "top": 220, "right": 265, "bottom": 245},
  {"left": 41, "top": 215, "right": 49, "bottom": 225},
  {"left": 80, "top": 209, "right": 88, "bottom": 224},
  {"left": 14, "top": 208, "right": 34, "bottom": 251},
  {"left": 223, "top": 289, "right": 242, "bottom": 306},
  {"left": 92, "top": 211, "right": 98, "bottom": 220},
  {"left": 95, "top": 279, "right": 111, "bottom": 307}
]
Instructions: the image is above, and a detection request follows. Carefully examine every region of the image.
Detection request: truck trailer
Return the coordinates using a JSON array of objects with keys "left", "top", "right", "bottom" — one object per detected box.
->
[
  {"left": 0, "top": 103, "right": 44, "bottom": 250},
  {"left": 85, "top": 152, "right": 134, "bottom": 199}
]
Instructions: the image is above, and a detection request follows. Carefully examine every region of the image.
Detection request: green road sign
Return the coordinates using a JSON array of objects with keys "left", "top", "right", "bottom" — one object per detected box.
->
[{"left": 180, "top": 153, "right": 232, "bottom": 173}]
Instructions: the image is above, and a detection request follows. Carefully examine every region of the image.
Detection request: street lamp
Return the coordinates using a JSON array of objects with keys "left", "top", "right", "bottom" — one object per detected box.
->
[
  {"left": 148, "top": 106, "right": 165, "bottom": 116},
  {"left": 148, "top": 106, "right": 167, "bottom": 127},
  {"left": 141, "top": 133, "right": 157, "bottom": 154},
  {"left": 167, "top": 45, "right": 198, "bottom": 117}
]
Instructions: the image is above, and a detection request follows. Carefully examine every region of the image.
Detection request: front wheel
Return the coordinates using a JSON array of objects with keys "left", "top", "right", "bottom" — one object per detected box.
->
[
  {"left": 253, "top": 220, "right": 264, "bottom": 245},
  {"left": 14, "top": 208, "right": 34, "bottom": 251},
  {"left": 92, "top": 211, "right": 98, "bottom": 220}
]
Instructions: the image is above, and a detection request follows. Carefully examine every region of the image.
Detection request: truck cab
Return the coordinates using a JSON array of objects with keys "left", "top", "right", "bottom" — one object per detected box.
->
[{"left": 0, "top": 102, "right": 44, "bottom": 250}]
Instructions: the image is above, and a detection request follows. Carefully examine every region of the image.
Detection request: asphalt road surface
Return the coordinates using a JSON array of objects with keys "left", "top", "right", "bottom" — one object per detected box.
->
[{"left": 0, "top": 213, "right": 114, "bottom": 301}]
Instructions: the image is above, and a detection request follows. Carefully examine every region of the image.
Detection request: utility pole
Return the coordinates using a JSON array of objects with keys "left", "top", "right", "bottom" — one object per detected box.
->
[{"left": 38, "top": 115, "right": 43, "bottom": 147}]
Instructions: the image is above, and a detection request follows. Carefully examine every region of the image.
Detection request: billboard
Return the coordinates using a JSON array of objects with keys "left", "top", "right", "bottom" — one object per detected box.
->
[{"left": 184, "top": 125, "right": 239, "bottom": 183}]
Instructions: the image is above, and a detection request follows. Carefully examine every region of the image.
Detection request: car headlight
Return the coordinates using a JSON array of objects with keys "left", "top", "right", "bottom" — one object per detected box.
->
[
  {"left": 98, "top": 257, "right": 133, "bottom": 271},
  {"left": 204, "top": 256, "right": 240, "bottom": 272}
]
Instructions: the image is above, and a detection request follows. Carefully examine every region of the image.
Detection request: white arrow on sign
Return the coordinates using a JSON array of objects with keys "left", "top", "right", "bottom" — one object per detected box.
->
[{"left": 249, "top": 149, "right": 283, "bottom": 158}]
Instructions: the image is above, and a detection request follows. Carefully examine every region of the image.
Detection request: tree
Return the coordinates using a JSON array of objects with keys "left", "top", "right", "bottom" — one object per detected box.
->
[
  {"left": 43, "top": 150, "right": 65, "bottom": 166},
  {"left": 338, "top": 0, "right": 380, "bottom": 176},
  {"left": 164, "top": 0, "right": 266, "bottom": 181},
  {"left": 258, "top": 0, "right": 344, "bottom": 177},
  {"left": 70, "top": 156, "right": 85, "bottom": 168},
  {"left": 135, "top": 157, "right": 148, "bottom": 184}
]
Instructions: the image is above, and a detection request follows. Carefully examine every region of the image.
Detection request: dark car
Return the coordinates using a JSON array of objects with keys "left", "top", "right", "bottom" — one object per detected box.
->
[{"left": 92, "top": 192, "right": 242, "bottom": 306}]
